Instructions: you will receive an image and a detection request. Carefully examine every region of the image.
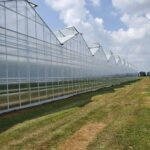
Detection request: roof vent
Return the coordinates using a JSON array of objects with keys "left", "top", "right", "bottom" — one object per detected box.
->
[{"left": 27, "top": 0, "right": 38, "bottom": 8}]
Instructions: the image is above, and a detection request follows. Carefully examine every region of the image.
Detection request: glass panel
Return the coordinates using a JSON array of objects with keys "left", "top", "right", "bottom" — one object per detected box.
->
[
  {"left": 5, "top": 1, "right": 16, "bottom": 11},
  {"left": 0, "top": 2, "right": 4, "bottom": 6},
  {"left": 0, "top": 54, "right": 6, "bottom": 79},
  {"left": 30, "top": 58, "right": 37, "bottom": 78},
  {"left": 36, "top": 23, "right": 43, "bottom": 40},
  {"left": 6, "top": 9, "right": 17, "bottom": 31},
  {"left": 8, "top": 83, "right": 20, "bottom": 108},
  {"left": 44, "top": 27, "right": 50, "bottom": 43},
  {"left": 6, "top": 29, "right": 17, "bottom": 38},
  {"left": 27, "top": 3, "right": 35, "bottom": 20},
  {"left": 36, "top": 14, "right": 43, "bottom": 24},
  {"left": 0, "top": 27, "right": 5, "bottom": 35},
  {"left": 0, "top": 44, "right": 6, "bottom": 55},
  {"left": 19, "top": 57, "right": 28, "bottom": 78},
  {"left": 7, "top": 55, "right": 18, "bottom": 78},
  {"left": 17, "top": 0, "right": 26, "bottom": 16},
  {"left": 18, "top": 14, "right": 27, "bottom": 34},
  {"left": 20, "top": 83, "right": 30, "bottom": 105},
  {"left": 0, "top": 94, "right": 8, "bottom": 111},
  {"left": 39, "top": 82, "right": 46, "bottom": 101},
  {"left": 51, "top": 35, "right": 57, "bottom": 44},
  {"left": 31, "top": 82, "right": 39, "bottom": 103},
  {"left": 0, "top": 6, "right": 5, "bottom": 27},
  {"left": 28, "top": 19, "right": 36, "bottom": 37}
]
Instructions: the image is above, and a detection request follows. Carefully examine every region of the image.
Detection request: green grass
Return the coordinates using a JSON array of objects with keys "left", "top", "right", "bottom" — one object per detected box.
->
[
  {"left": 0, "top": 78, "right": 149, "bottom": 150},
  {"left": 87, "top": 78, "right": 150, "bottom": 150}
]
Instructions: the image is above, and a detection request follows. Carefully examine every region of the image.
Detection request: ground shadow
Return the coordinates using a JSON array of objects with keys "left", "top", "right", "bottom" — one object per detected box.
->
[{"left": 0, "top": 79, "right": 141, "bottom": 134}]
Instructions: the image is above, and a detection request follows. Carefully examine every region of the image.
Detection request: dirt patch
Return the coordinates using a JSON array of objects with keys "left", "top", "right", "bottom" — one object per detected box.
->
[{"left": 58, "top": 122, "right": 106, "bottom": 150}]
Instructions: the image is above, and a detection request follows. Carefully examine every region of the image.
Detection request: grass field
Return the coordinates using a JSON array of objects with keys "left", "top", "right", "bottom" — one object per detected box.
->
[{"left": 0, "top": 77, "right": 150, "bottom": 150}]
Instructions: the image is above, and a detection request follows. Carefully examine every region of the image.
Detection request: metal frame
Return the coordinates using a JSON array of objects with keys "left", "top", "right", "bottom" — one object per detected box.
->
[{"left": 0, "top": 0, "right": 138, "bottom": 114}]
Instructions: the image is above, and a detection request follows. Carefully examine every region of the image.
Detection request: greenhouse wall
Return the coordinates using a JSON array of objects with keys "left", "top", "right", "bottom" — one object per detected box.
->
[{"left": 0, "top": 0, "right": 138, "bottom": 114}]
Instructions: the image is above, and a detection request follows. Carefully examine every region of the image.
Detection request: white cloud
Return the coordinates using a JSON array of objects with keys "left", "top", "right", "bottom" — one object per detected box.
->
[
  {"left": 45, "top": 0, "right": 150, "bottom": 71},
  {"left": 95, "top": 17, "right": 103, "bottom": 26},
  {"left": 111, "top": 28, "right": 146, "bottom": 44},
  {"left": 90, "top": 0, "right": 101, "bottom": 7},
  {"left": 45, "top": 0, "right": 109, "bottom": 45},
  {"left": 45, "top": 0, "right": 88, "bottom": 26},
  {"left": 111, "top": 0, "right": 150, "bottom": 71},
  {"left": 112, "top": 0, "right": 150, "bottom": 15},
  {"left": 120, "top": 14, "right": 150, "bottom": 27},
  {"left": 146, "top": 13, "right": 150, "bottom": 19}
]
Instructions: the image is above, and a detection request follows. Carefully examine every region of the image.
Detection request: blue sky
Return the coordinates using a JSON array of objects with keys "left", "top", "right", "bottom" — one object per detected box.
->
[
  {"left": 33, "top": 0, "right": 64, "bottom": 29},
  {"left": 86, "top": 0, "right": 126, "bottom": 30},
  {"left": 32, "top": 0, "right": 150, "bottom": 71}
]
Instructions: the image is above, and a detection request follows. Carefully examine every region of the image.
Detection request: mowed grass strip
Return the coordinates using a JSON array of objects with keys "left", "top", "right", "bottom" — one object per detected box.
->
[
  {"left": 0, "top": 78, "right": 150, "bottom": 150},
  {"left": 58, "top": 122, "right": 106, "bottom": 150},
  {"left": 87, "top": 77, "right": 150, "bottom": 150}
]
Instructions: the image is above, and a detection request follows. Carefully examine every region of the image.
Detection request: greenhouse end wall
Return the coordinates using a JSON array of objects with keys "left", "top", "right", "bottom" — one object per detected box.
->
[{"left": 0, "top": 0, "right": 138, "bottom": 114}]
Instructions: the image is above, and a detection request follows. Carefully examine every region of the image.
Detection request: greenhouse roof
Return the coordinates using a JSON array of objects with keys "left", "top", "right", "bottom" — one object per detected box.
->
[
  {"left": 108, "top": 51, "right": 117, "bottom": 64},
  {"left": 55, "top": 26, "right": 80, "bottom": 44},
  {"left": 57, "top": 34, "right": 76, "bottom": 43},
  {"left": 116, "top": 56, "right": 122, "bottom": 65},
  {"left": 88, "top": 43, "right": 100, "bottom": 55}
]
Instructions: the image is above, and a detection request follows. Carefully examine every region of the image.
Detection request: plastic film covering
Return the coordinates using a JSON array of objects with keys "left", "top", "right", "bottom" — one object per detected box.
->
[{"left": 0, "top": 0, "right": 138, "bottom": 114}]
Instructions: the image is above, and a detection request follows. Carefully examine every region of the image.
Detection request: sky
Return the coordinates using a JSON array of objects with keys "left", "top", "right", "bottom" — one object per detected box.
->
[{"left": 32, "top": 0, "right": 150, "bottom": 71}]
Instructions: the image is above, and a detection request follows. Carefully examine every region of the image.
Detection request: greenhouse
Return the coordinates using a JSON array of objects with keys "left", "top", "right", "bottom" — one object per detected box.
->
[{"left": 0, "top": 0, "right": 138, "bottom": 114}]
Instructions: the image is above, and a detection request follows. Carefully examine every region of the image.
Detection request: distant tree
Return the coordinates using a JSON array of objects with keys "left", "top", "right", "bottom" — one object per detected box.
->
[
  {"left": 147, "top": 72, "right": 150, "bottom": 76},
  {"left": 139, "top": 72, "right": 147, "bottom": 77}
]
